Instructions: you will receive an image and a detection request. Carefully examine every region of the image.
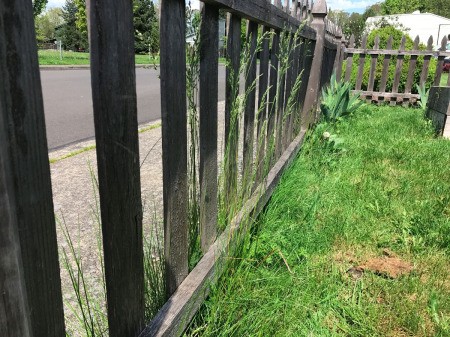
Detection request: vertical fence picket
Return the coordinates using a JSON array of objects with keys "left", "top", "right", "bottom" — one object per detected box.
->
[
  {"left": 355, "top": 35, "right": 367, "bottom": 91},
  {"left": 267, "top": 30, "right": 280, "bottom": 164},
  {"left": 334, "top": 30, "right": 344, "bottom": 79},
  {"left": 225, "top": 13, "right": 242, "bottom": 209},
  {"left": 275, "top": 34, "right": 287, "bottom": 159},
  {"left": 344, "top": 35, "right": 355, "bottom": 82},
  {"left": 283, "top": 33, "right": 295, "bottom": 150},
  {"left": 256, "top": 26, "right": 271, "bottom": 183},
  {"left": 434, "top": 36, "right": 448, "bottom": 86},
  {"left": 159, "top": 0, "right": 189, "bottom": 297},
  {"left": 390, "top": 36, "right": 406, "bottom": 106},
  {"left": 367, "top": 35, "right": 379, "bottom": 96},
  {"left": 243, "top": 21, "right": 258, "bottom": 180},
  {"left": 0, "top": 2, "right": 65, "bottom": 336},
  {"left": 379, "top": 36, "right": 393, "bottom": 97},
  {"left": 419, "top": 36, "right": 434, "bottom": 88},
  {"left": 199, "top": 4, "right": 219, "bottom": 253},
  {"left": 405, "top": 36, "right": 420, "bottom": 94},
  {"left": 89, "top": 0, "right": 144, "bottom": 335}
]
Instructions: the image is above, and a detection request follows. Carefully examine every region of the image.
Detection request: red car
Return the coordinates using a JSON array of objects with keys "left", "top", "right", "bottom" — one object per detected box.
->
[{"left": 444, "top": 57, "right": 450, "bottom": 72}]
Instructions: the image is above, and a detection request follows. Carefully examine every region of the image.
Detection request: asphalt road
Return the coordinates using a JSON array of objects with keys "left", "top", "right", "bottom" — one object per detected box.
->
[{"left": 41, "top": 66, "right": 227, "bottom": 150}]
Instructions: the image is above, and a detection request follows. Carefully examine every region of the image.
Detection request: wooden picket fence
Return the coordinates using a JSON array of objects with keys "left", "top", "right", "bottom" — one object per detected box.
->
[
  {"left": 0, "top": 1, "right": 341, "bottom": 337},
  {"left": 337, "top": 33, "right": 450, "bottom": 105}
]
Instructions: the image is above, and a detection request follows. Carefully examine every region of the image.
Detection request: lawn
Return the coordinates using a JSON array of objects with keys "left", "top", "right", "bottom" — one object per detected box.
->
[
  {"left": 186, "top": 106, "right": 450, "bottom": 336},
  {"left": 38, "top": 50, "right": 159, "bottom": 65}
]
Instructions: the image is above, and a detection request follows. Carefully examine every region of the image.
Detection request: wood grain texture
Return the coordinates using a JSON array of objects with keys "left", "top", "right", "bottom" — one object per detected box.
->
[
  {"left": 224, "top": 13, "right": 241, "bottom": 210},
  {"left": 267, "top": 30, "right": 280, "bottom": 160},
  {"left": 419, "top": 36, "right": 434, "bottom": 88},
  {"left": 89, "top": 0, "right": 144, "bottom": 335},
  {"left": 391, "top": 36, "right": 406, "bottom": 94},
  {"left": 159, "top": 0, "right": 189, "bottom": 297},
  {"left": 433, "top": 37, "right": 448, "bottom": 86},
  {"left": 199, "top": 4, "right": 219, "bottom": 253},
  {"left": 202, "top": 0, "right": 316, "bottom": 40},
  {"left": 367, "top": 35, "right": 379, "bottom": 91},
  {"left": 255, "top": 25, "right": 271, "bottom": 184},
  {"left": 140, "top": 129, "right": 308, "bottom": 337},
  {"left": 0, "top": 2, "right": 65, "bottom": 336},
  {"left": 405, "top": 36, "right": 420, "bottom": 94},
  {"left": 355, "top": 35, "right": 367, "bottom": 91},
  {"left": 379, "top": 36, "right": 393, "bottom": 94},
  {"left": 344, "top": 34, "right": 355, "bottom": 82},
  {"left": 243, "top": 20, "right": 258, "bottom": 179}
]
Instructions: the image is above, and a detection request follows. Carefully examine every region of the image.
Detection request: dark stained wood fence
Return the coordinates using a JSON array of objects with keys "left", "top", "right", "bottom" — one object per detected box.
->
[
  {"left": 338, "top": 33, "right": 450, "bottom": 105},
  {"left": 0, "top": 1, "right": 340, "bottom": 337}
]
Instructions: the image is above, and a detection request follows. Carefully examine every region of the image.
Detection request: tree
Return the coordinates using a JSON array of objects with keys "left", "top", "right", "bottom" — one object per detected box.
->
[
  {"left": 57, "top": 0, "right": 88, "bottom": 51},
  {"left": 74, "top": 0, "right": 88, "bottom": 39},
  {"left": 33, "top": 0, "right": 48, "bottom": 17},
  {"left": 35, "top": 7, "right": 64, "bottom": 43},
  {"left": 381, "top": 0, "right": 424, "bottom": 15},
  {"left": 133, "top": 0, "right": 160, "bottom": 54}
]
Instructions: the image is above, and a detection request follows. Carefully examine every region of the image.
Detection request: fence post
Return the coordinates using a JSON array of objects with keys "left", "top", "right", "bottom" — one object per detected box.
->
[
  {"left": 0, "top": 2, "right": 66, "bottom": 336},
  {"left": 302, "top": 0, "right": 327, "bottom": 125},
  {"left": 334, "top": 28, "right": 344, "bottom": 79}
]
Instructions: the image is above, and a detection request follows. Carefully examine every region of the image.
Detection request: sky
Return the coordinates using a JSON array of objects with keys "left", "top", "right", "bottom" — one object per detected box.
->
[{"left": 46, "top": 0, "right": 380, "bottom": 14}]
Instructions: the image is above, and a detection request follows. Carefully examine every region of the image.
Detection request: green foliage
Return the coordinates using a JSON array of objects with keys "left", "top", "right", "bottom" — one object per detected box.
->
[
  {"left": 34, "top": 8, "right": 64, "bottom": 43},
  {"left": 416, "top": 84, "right": 429, "bottom": 109},
  {"left": 74, "top": 0, "right": 88, "bottom": 39},
  {"left": 321, "top": 73, "right": 363, "bottom": 123},
  {"left": 381, "top": 0, "right": 450, "bottom": 19},
  {"left": 33, "top": 0, "right": 48, "bottom": 17},
  {"left": 133, "top": 0, "right": 160, "bottom": 54},
  {"left": 57, "top": 0, "right": 88, "bottom": 51}
]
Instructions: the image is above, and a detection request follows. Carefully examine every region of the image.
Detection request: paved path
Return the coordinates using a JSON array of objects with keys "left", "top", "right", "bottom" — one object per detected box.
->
[{"left": 41, "top": 66, "right": 227, "bottom": 150}]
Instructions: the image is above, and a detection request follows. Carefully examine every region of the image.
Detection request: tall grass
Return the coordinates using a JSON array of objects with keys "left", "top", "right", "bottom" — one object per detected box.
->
[{"left": 185, "top": 106, "right": 450, "bottom": 336}]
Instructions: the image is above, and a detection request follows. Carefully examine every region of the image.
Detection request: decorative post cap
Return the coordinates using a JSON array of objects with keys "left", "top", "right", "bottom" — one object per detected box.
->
[{"left": 312, "top": 0, "right": 327, "bottom": 16}]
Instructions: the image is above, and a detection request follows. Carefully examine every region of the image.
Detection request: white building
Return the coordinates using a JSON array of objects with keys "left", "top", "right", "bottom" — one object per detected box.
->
[{"left": 366, "top": 11, "right": 450, "bottom": 49}]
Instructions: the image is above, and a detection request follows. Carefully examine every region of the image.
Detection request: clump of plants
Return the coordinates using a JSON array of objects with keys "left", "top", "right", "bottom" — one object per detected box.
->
[{"left": 320, "top": 73, "right": 363, "bottom": 123}]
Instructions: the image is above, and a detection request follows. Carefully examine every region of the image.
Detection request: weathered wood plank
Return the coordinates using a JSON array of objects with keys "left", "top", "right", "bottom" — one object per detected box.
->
[
  {"left": 243, "top": 20, "right": 258, "bottom": 180},
  {"left": 139, "top": 129, "right": 308, "bottom": 337},
  {"left": 267, "top": 30, "right": 280, "bottom": 164},
  {"left": 89, "top": 0, "right": 144, "bottom": 335},
  {"left": 275, "top": 33, "right": 287, "bottom": 159},
  {"left": 199, "top": 4, "right": 219, "bottom": 253},
  {"left": 390, "top": 36, "right": 406, "bottom": 106},
  {"left": 282, "top": 33, "right": 295, "bottom": 150},
  {"left": 255, "top": 25, "right": 271, "bottom": 183},
  {"left": 405, "top": 36, "right": 420, "bottom": 94},
  {"left": 355, "top": 35, "right": 367, "bottom": 91},
  {"left": 0, "top": 93, "right": 32, "bottom": 337},
  {"left": 419, "top": 36, "right": 434, "bottom": 88},
  {"left": 344, "top": 34, "right": 355, "bottom": 82},
  {"left": 159, "top": 0, "right": 189, "bottom": 297},
  {"left": 433, "top": 36, "right": 448, "bottom": 86},
  {"left": 379, "top": 36, "right": 393, "bottom": 95},
  {"left": 224, "top": 13, "right": 241, "bottom": 211},
  {"left": 367, "top": 35, "right": 379, "bottom": 92},
  {"left": 202, "top": 0, "right": 316, "bottom": 40},
  {"left": 0, "top": 2, "right": 65, "bottom": 336},
  {"left": 343, "top": 48, "right": 450, "bottom": 57}
]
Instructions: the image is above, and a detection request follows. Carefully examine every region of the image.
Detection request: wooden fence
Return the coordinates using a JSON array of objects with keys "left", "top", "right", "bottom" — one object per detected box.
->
[
  {"left": 0, "top": 1, "right": 340, "bottom": 337},
  {"left": 337, "top": 33, "right": 450, "bottom": 105}
]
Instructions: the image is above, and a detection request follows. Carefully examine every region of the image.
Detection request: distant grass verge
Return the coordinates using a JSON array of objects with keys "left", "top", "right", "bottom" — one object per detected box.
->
[{"left": 186, "top": 106, "right": 450, "bottom": 337}]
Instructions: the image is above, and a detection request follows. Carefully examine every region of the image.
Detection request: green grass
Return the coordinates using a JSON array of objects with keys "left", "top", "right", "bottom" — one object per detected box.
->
[
  {"left": 186, "top": 106, "right": 450, "bottom": 336},
  {"left": 38, "top": 50, "right": 159, "bottom": 65},
  {"left": 440, "top": 72, "right": 449, "bottom": 86}
]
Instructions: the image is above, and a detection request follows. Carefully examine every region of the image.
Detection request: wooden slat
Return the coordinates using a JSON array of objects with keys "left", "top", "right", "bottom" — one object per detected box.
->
[
  {"left": 255, "top": 25, "right": 271, "bottom": 183},
  {"left": 367, "top": 35, "right": 379, "bottom": 91},
  {"left": 243, "top": 20, "right": 259, "bottom": 180},
  {"left": 0, "top": 82, "right": 32, "bottom": 337},
  {"left": 434, "top": 36, "right": 448, "bottom": 86},
  {"left": 275, "top": 33, "right": 287, "bottom": 159},
  {"left": 267, "top": 30, "right": 280, "bottom": 164},
  {"left": 283, "top": 33, "right": 295, "bottom": 150},
  {"left": 224, "top": 13, "right": 241, "bottom": 209},
  {"left": 405, "top": 36, "right": 420, "bottom": 94},
  {"left": 355, "top": 35, "right": 367, "bottom": 90},
  {"left": 391, "top": 35, "right": 406, "bottom": 105},
  {"left": 89, "top": 0, "right": 144, "bottom": 335},
  {"left": 298, "top": 39, "right": 314, "bottom": 115},
  {"left": 334, "top": 34, "right": 344, "bottom": 80},
  {"left": 286, "top": 34, "right": 301, "bottom": 144},
  {"left": 419, "top": 36, "right": 434, "bottom": 88},
  {"left": 140, "top": 129, "right": 308, "bottom": 337},
  {"left": 344, "top": 34, "right": 355, "bottom": 82},
  {"left": 202, "top": 0, "right": 316, "bottom": 39},
  {"left": 379, "top": 36, "right": 393, "bottom": 94},
  {"left": 159, "top": 0, "right": 189, "bottom": 297},
  {"left": 199, "top": 4, "right": 219, "bottom": 253},
  {"left": 0, "top": 2, "right": 65, "bottom": 336}
]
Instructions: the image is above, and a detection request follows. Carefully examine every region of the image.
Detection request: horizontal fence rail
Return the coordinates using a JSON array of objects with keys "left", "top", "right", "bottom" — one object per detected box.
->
[{"left": 0, "top": 0, "right": 342, "bottom": 336}]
